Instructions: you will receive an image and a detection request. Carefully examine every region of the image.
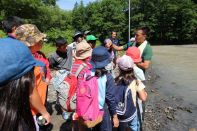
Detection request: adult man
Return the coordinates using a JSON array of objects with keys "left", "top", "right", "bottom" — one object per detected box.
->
[
  {"left": 113, "top": 27, "right": 153, "bottom": 70},
  {"left": 109, "top": 31, "right": 120, "bottom": 64},
  {"left": 110, "top": 31, "right": 120, "bottom": 46}
]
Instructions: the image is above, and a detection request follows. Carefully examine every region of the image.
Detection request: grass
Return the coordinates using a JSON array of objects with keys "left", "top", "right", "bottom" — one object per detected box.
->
[{"left": 41, "top": 43, "right": 56, "bottom": 57}]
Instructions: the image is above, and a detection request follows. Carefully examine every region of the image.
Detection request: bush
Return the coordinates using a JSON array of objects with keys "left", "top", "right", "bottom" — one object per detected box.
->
[
  {"left": 45, "top": 28, "right": 74, "bottom": 44},
  {"left": 0, "top": 30, "right": 6, "bottom": 38},
  {"left": 41, "top": 43, "right": 56, "bottom": 57}
]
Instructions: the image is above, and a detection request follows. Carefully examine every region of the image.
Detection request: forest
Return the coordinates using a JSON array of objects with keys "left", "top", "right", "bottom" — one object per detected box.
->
[{"left": 0, "top": 0, "right": 196, "bottom": 44}]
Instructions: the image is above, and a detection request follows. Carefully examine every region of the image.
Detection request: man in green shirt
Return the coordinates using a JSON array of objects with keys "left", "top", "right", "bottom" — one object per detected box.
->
[{"left": 113, "top": 27, "right": 153, "bottom": 70}]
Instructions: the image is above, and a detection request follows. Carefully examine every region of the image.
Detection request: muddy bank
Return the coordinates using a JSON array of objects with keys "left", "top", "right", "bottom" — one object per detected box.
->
[{"left": 143, "top": 45, "right": 197, "bottom": 131}]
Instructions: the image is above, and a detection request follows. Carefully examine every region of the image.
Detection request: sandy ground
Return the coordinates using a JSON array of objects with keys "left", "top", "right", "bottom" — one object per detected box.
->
[{"left": 44, "top": 45, "right": 197, "bottom": 131}]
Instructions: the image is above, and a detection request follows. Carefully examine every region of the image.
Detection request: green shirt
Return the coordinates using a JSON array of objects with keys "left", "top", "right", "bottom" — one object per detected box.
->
[{"left": 123, "top": 41, "right": 153, "bottom": 61}]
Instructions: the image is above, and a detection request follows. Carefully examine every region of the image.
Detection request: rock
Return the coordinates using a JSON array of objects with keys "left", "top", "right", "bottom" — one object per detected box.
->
[
  {"left": 167, "top": 115, "right": 174, "bottom": 120},
  {"left": 186, "top": 109, "right": 192, "bottom": 113},
  {"left": 164, "top": 108, "right": 169, "bottom": 113},
  {"left": 189, "top": 128, "right": 196, "bottom": 131}
]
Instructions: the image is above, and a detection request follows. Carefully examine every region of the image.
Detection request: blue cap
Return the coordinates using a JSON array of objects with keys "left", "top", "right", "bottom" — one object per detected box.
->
[
  {"left": 90, "top": 46, "right": 111, "bottom": 69},
  {"left": 0, "top": 38, "right": 44, "bottom": 85}
]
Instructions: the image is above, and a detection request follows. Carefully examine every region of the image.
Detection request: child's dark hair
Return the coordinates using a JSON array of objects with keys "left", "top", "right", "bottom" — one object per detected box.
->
[
  {"left": 115, "top": 69, "right": 136, "bottom": 86},
  {"left": 55, "top": 37, "right": 67, "bottom": 47},
  {"left": 95, "top": 68, "right": 108, "bottom": 77},
  {"left": 2, "top": 16, "right": 23, "bottom": 33}
]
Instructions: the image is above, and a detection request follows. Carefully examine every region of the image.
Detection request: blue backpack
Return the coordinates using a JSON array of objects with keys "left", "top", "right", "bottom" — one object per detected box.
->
[{"left": 114, "top": 83, "right": 136, "bottom": 122}]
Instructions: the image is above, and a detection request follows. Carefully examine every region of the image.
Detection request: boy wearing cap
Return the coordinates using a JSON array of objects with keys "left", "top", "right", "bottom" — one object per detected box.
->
[
  {"left": 15, "top": 24, "right": 51, "bottom": 130},
  {"left": 68, "top": 31, "right": 84, "bottom": 60},
  {"left": 48, "top": 37, "right": 73, "bottom": 71},
  {"left": 86, "top": 35, "right": 97, "bottom": 48}
]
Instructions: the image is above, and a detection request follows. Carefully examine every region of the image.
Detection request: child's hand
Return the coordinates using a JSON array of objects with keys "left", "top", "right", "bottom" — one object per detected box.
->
[
  {"left": 42, "top": 112, "right": 51, "bottom": 125},
  {"left": 112, "top": 114, "right": 119, "bottom": 127}
]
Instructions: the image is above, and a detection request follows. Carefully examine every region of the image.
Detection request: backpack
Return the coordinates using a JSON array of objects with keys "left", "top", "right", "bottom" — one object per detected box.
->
[
  {"left": 76, "top": 69, "right": 104, "bottom": 128},
  {"left": 56, "top": 63, "right": 86, "bottom": 112},
  {"left": 114, "top": 83, "right": 137, "bottom": 122}
]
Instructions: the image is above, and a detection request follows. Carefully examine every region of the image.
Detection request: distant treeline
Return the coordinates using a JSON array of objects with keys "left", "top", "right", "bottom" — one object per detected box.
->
[{"left": 0, "top": 0, "right": 196, "bottom": 44}]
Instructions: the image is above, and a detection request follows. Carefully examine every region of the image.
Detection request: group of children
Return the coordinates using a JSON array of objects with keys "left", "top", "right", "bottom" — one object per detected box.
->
[
  {"left": 0, "top": 16, "right": 150, "bottom": 131},
  {"left": 47, "top": 31, "right": 148, "bottom": 131}
]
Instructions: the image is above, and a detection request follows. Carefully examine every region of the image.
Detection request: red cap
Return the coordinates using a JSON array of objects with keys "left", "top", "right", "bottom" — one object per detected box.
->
[{"left": 126, "top": 47, "right": 142, "bottom": 63}]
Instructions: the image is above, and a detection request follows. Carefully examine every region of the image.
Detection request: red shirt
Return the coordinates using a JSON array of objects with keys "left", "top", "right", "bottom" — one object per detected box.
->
[{"left": 33, "top": 51, "right": 51, "bottom": 80}]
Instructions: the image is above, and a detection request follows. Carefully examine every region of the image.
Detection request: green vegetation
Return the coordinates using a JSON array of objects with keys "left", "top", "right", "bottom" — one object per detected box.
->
[
  {"left": 0, "top": 30, "right": 6, "bottom": 38},
  {"left": 41, "top": 43, "right": 56, "bottom": 57},
  {"left": 0, "top": 0, "right": 196, "bottom": 44}
]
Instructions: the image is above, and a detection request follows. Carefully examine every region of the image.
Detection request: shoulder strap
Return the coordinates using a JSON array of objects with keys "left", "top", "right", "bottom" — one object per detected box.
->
[
  {"left": 138, "top": 40, "right": 147, "bottom": 56},
  {"left": 74, "top": 63, "right": 87, "bottom": 77}
]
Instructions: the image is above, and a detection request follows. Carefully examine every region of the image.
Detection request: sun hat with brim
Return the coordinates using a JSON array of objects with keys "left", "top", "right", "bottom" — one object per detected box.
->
[
  {"left": 76, "top": 41, "right": 92, "bottom": 60},
  {"left": 86, "top": 35, "right": 97, "bottom": 41},
  {"left": 117, "top": 55, "right": 134, "bottom": 71},
  {"left": 15, "top": 24, "right": 46, "bottom": 47},
  {"left": 90, "top": 46, "right": 111, "bottom": 69},
  {"left": 84, "top": 30, "right": 91, "bottom": 35},
  {"left": 0, "top": 38, "right": 44, "bottom": 86},
  {"left": 73, "top": 31, "right": 83, "bottom": 39},
  {"left": 126, "top": 46, "right": 142, "bottom": 63}
]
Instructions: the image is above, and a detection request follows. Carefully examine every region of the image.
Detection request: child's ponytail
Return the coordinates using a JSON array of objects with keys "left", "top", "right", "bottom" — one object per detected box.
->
[{"left": 115, "top": 69, "right": 136, "bottom": 85}]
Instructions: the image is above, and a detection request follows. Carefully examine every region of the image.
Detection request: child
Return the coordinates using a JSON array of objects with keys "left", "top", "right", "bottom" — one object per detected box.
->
[
  {"left": 102, "top": 38, "right": 115, "bottom": 61},
  {"left": 60, "top": 41, "right": 93, "bottom": 122},
  {"left": 126, "top": 46, "right": 146, "bottom": 81},
  {"left": 102, "top": 38, "right": 115, "bottom": 76},
  {"left": 126, "top": 47, "right": 147, "bottom": 130},
  {"left": 90, "top": 46, "right": 119, "bottom": 131},
  {"left": 48, "top": 37, "right": 73, "bottom": 118},
  {"left": 15, "top": 24, "right": 51, "bottom": 131},
  {"left": 68, "top": 31, "right": 84, "bottom": 60},
  {"left": 0, "top": 39, "right": 51, "bottom": 131},
  {"left": 86, "top": 34, "right": 97, "bottom": 48},
  {"left": 116, "top": 55, "right": 147, "bottom": 131},
  {"left": 48, "top": 37, "right": 73, "bottom": 71}
]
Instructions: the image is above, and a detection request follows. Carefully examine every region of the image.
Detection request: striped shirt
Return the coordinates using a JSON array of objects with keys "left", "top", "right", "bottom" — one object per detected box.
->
[{"left": 71, "top": 60, "right": 91, "bottom": 79}]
